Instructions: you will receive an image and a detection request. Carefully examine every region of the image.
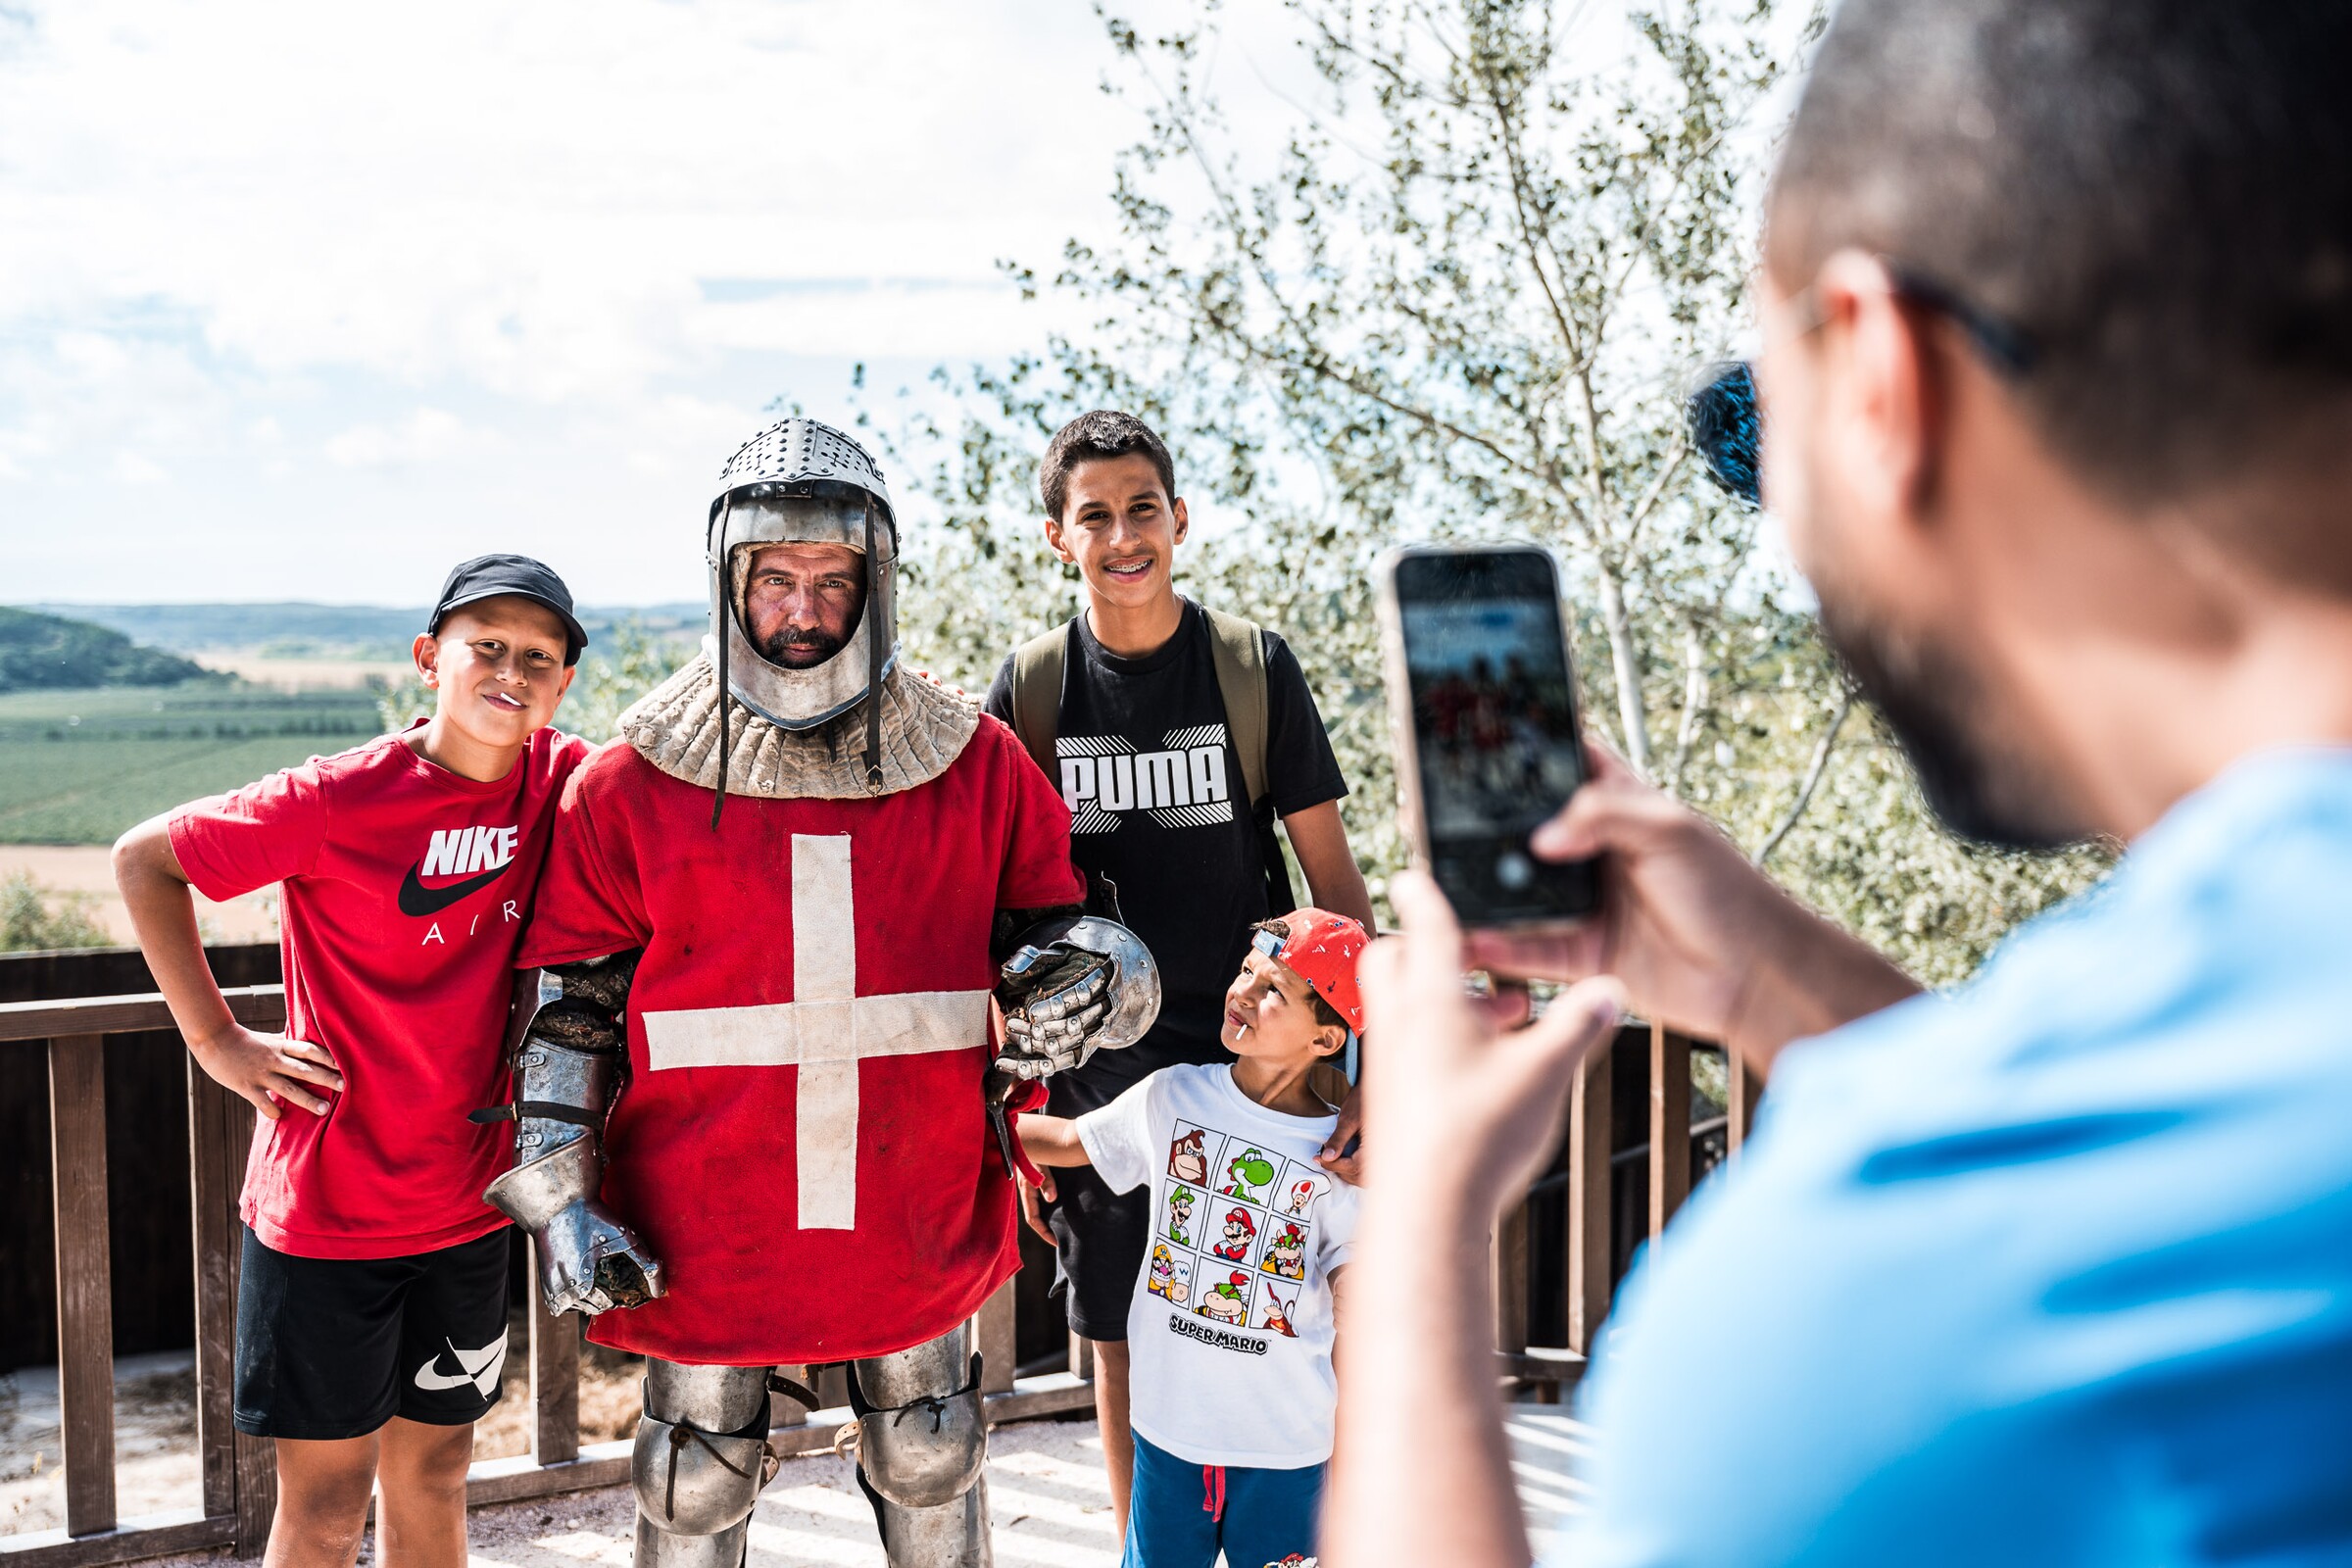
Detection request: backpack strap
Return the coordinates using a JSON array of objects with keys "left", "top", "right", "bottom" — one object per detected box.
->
[
  {"left": 1201, "top": 605, "right": 1297, "bottom": 916},
  {"left": 1007, "top": 620, "right": 1071, "bottom": 786},
  {"left": 1200, "top": 606, "right": 1269, "bottom": 812}
]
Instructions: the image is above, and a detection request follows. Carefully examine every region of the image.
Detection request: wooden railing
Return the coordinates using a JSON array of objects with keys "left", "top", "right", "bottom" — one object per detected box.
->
[
  {"left": 1, "top": 987, "right": 1751, "bottom": 1567},
  {"left": 1493, "top": 1023, "right": 1760, "bottom": 1391},
  {"left": 0, "top": 987, "right": 1104, "bottom": 1568}
]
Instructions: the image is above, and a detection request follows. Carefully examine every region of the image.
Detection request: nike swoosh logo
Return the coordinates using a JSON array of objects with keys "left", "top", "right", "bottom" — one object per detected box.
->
[
  {"left": 397, "top": 859, "right": 512, "bottom": 917},
  {"left": 415, "top": 1335, "right": 508, "bottom": 1396}
]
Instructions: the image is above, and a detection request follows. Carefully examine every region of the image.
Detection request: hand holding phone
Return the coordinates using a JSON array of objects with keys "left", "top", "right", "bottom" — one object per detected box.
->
[{"left": 1377, "top": 545, "right": 1598, "bottom": 927}]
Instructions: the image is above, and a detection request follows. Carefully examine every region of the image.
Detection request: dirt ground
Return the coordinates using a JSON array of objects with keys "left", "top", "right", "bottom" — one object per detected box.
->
[
  {"left": 2, "top": 1342, "right": 1584, "bottom": 1565},
  {"left": 188, "top": 655, "right": 411, "bottom": 692},
  {"left": 1, "top": 1349, "right": 1125, "bottom": 1568},
  {"left": 0, "top": 845, "right": 279, "bottom": 947},
  {"left": 0, "top": 1321, "right": 638, "bottom": 1537},
  {"left": 1, "top": 1353, "right": 204, "bottom": 1535}
]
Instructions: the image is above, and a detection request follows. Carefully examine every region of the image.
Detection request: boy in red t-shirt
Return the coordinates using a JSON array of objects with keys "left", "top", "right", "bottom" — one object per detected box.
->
[{"left": 115, "top": 557, "right": 597, "bottom": 1568}]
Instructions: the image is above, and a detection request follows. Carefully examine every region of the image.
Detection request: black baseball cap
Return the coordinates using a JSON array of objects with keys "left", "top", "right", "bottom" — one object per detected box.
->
[{"left": 428, "top": 555, "right": 588, "bottom": 665}]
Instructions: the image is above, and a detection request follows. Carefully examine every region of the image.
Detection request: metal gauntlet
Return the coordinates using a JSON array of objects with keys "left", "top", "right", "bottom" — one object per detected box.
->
[
  {"left": 478, "top": 954, "right": 665, "bottom": 1315},
  {"left": 992, "top": 914, "right": 1162, "bottom": 1081}
]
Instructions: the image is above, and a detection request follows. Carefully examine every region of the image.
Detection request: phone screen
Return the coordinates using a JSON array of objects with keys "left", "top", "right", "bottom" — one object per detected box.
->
[{"left": 1395, "top": 548, "right": 1596, "bottom": 922}]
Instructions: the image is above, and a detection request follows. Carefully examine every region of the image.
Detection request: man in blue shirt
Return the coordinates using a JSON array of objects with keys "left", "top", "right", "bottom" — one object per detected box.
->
[{"left": 1325, "top": 3, "right": 2352, "bottom": 1564}]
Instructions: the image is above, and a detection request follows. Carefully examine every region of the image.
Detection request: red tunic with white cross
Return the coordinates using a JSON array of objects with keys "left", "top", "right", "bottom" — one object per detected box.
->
[{"left": 519, "top": 712, "right": 1084, "bottom": 1365}]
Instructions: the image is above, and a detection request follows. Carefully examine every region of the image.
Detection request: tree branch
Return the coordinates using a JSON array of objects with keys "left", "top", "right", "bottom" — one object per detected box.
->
[
  {"left": 1753, "top": 690, "right": 1855, "bottom": 868},
  {"left": 1666, "top": 617, "right": 1709, "bottom": 794}
]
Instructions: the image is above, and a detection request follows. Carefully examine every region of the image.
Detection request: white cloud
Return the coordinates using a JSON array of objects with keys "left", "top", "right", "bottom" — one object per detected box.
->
[
  {"left": 0, "top": 1, "right": 1131, "bottom": 403},
  {"left": 0, "top": 0, "right": 1325, "bottom": 602},
  {"left": 110, "top": 451, "right": 168, "bottom": 486},
  {"left": 324, "top": 408, "right": 481, "bottom": 470}
]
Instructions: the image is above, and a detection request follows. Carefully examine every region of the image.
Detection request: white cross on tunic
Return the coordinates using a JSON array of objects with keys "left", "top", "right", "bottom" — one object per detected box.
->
[{"left": 638, "top": 834, "right": 990, "bottom": 1230}]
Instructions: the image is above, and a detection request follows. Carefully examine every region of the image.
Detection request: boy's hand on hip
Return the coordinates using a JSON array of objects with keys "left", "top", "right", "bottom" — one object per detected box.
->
[
  {"left": 189, "top": 1025, "right": 344, "bottom": 1119},
  {"left": 1359, "top": 872, "right": 1624, "bottom": 1220}
]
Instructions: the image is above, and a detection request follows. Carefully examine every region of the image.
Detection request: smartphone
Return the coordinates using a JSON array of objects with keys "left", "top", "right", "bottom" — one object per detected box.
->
[{"left": 1377, "top": 544, "right": 1597, "bottom": 926}]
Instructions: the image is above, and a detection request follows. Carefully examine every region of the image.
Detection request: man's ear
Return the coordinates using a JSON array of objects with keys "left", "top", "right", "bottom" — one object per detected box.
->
[
  {"left": 1311, "top": 1022, "right": 1348, "bottom": 1059},
  {"left": 412, "top": 632, "right": 442, "bottom": 688},
  {"left": 1814, "top": 249, "right": 1944, "bottom": 529},
  {"left": 1171, "top": 495, "right": 1190, "bottom": 547},
  {"left": 1043, "top": 512, "right": 1075, "bottom": 564}
]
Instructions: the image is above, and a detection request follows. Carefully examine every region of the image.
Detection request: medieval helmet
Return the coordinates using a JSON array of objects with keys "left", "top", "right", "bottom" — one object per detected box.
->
[{"left": 706, "top": 417, "right": 900, "bottom": 798}]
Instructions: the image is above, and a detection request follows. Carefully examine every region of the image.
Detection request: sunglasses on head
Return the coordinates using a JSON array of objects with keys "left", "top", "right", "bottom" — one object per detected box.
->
[{"left": 1688, "top": 262, "right": 2039, "bottom": 508}]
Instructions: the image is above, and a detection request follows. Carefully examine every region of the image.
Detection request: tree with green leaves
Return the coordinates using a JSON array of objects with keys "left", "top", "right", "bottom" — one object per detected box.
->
[
  {"left": 861, "top": 0, "right": 2102, "bottom": 982},
  {"left": 1, "top": 872, "right": 112, "bottom": 953}
]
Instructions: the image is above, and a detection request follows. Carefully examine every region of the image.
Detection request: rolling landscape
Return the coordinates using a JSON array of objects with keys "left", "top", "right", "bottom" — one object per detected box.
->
[{"left": 0, "top": 601, "right": 700, "bottom": 948}]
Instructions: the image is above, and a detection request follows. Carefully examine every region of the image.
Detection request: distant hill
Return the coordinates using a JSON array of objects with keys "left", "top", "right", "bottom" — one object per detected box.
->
[
  {"left": 0, "top": 609, "right": 210, "bottom": 693},
  {"left": 25, "top": 602, "right": 707, "bottom": 659}
]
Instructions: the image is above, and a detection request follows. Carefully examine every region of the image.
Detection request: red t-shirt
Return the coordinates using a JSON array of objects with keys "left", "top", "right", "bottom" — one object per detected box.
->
[
  {"left": 519, "top": 712, "right": 1084, "bottom": 1364},
  {"left": 170, "top": 723, "right": 596, "bottom": 1259}
]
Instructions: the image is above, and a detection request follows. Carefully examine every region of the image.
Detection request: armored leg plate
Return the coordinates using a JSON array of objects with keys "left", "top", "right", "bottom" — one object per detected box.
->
[
  {"left": 868, "top": 1476, "right": 992, "bottom": 1568},
  {"left": 850, "top": 1323, "right": 991, "bottom": 1566},
  {"left": 631, "top": 1359, "right": 773, "bottom": 1568},
  {"left": 632, "top": 1513, "right": 754, "bottom": 1568}
]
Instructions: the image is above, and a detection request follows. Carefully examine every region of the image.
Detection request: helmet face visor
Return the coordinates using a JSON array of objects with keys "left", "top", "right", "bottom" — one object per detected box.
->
[
  {"left": 709, "top": 488, "right": 898, "bottom": 732},
  {"left": 710, "top": 489, "right": 888, "bottom": 564}
]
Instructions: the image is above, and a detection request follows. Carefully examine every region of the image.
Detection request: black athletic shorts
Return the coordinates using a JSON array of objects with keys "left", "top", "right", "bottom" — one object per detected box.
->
[
  {"left": 1044, "top": 1163, "right": 1151, "bottom": 1342},
  {"left": 234, "top": 1225, "right": 512, "bottom": 1441}
]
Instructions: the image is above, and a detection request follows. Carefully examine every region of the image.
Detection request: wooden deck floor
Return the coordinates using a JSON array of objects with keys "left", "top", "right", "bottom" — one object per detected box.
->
[{"left": 6, "top": 1375, "right": 1592, "bottom": 1568}]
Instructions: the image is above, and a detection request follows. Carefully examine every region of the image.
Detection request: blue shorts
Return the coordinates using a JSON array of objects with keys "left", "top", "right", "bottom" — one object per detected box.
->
[{"left": 1121, "top": 1430, "right": 1324, "bottom": 1568}]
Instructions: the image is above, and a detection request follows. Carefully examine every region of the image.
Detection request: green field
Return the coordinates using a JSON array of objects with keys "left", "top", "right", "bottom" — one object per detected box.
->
[{"left": 0, "top": 684, "right": 385, "bottom": 844}]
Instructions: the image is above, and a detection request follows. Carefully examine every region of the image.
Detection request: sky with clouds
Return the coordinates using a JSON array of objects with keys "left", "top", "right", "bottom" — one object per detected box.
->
[{"left": 1, "top": 0, "right": 1249, "bottom": 607}]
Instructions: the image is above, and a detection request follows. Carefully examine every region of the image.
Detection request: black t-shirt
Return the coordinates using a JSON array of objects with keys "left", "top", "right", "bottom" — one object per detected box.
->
[{"left": 985, "top": 599, "right": 1348, "bottom": 1112}]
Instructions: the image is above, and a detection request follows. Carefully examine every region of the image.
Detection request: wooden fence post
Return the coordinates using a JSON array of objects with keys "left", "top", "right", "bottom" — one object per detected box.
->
[
  {"left": 1565, "top": 1037, "right": 1614, "bottom": 1356},
  {"left": 977, "top": 1282, "right": 1016, "bottom": 1396},
  {"left": 526, "top": 1240, "right": 580, "bottom": 1465},
  {"left": 1648, "top": 1025, "right": 1691, "bottom": 1238},
  {"left": 1728, "top": 1049, "right": 1765, "bottom": 1155},
  {"left": 1493, "top": 1203, "right": 1530, "bottom": 1358},
  {"left": 187, "top": 1064, "right": 241, "bottom": 1522},
  {"left": 49, "top": 1036, "right": 117, "bottom": 1539}
]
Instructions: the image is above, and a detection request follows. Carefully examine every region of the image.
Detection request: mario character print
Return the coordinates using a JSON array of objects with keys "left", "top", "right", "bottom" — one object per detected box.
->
[
  {"left": 1212, "top": 1205, "right": 1258, "bottom": 1262},
  {"left": 1164, "top": 1184, "right": 1199, "bottom": 1247},
  {"left": 1261, "top": 1556, "right": 1316, "bottom": 1568},
  {"left": 1260, "top": 1221, "right": 1307, "bottom": 1281},
  {"left": 1222, "top": 1146, "right": 1276, "bottom": 1204},
  {"left": 1148, "top": 1243, "right": 1194, "bottom": 1305},
  {"left": 1168, "top": 1125, "right": 1213, "bottom": 1185},
  {"left": 1255, "top": 1286, "right": 1298, "bottom": 1339},
  {"left": 1197, "top": 1271, "right": 1252, "bottom": 1325}
]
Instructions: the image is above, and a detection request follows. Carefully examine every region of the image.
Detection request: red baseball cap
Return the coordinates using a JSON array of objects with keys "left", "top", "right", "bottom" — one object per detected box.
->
[{"left": 1250, "top": 907, "right": 1369, "bottom": 1036}]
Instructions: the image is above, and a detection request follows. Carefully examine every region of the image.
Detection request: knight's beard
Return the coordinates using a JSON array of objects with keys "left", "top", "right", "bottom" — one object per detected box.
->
[
  {"left": 1814, "top": 586, "right": 2086, "bottom": 852},
  {"left": 755, "top": 622, "right": 850, "bottom": 669}
]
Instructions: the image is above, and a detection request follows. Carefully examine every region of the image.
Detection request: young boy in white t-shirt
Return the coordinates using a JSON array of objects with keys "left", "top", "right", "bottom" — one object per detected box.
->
[{"left": 1018, "top": 908, "right": 1368, "bottom": 1568}]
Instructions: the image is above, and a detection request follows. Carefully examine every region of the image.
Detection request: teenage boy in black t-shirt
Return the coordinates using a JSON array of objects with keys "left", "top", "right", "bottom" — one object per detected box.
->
[{"left": 983, "top": 410, "right": 1376, "bottom": 1535}]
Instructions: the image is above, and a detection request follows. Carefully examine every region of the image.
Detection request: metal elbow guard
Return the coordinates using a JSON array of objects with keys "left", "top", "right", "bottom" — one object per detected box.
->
[
  {"left": 993, "top": 914, "right": 1162, "bottom": 1081},
  {"left": 479, "top": 958, "right": 665, "bottom": 1315}
]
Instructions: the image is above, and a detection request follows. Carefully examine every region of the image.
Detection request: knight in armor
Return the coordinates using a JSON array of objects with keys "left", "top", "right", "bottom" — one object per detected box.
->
[{"left": 484, "top": 417, "right": 1160, "bottom": 1568}]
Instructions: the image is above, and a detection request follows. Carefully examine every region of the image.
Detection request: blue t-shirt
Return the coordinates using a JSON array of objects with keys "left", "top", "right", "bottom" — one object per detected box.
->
[{"left": 1568, "top": 750, "right": 2352, "bottom": 1566}]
